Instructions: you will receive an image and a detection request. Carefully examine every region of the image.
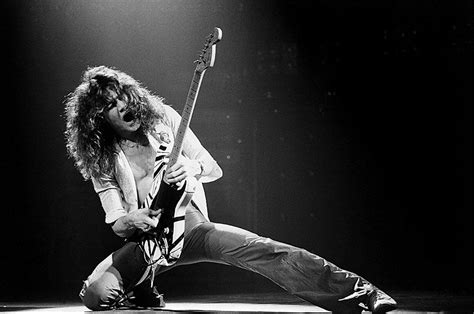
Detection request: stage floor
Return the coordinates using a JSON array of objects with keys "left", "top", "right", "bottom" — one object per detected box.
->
[{"left": 1, "top": 291, "right": 473, "bottom": 313}]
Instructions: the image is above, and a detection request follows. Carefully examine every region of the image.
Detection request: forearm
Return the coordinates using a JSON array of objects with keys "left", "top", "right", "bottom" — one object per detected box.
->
[
  {"left": 111, "top": 214, "right": 136, "bottom": 238},
  {"left": 111, "top": 208, "right": 160, "bottom": 237}
]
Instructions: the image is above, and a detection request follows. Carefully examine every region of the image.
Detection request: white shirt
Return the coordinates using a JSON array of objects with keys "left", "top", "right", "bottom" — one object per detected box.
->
[{"left": 91, "top": 105, "right": 220, "bottom": 224}]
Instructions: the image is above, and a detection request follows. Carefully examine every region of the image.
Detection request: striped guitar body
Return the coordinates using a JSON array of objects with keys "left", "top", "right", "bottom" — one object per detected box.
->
[{"left": 148, "top": 177, "right": 197, "bottom": 263}]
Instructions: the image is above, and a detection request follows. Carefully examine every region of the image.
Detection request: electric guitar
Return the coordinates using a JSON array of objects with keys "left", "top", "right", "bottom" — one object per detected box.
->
[{"left": 141, "top": 27, "right": 222, "bottom": 267}]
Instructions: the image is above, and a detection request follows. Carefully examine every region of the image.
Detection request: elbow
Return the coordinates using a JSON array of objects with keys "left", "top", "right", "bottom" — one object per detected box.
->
[
  {"left": 201, "top": 162, "right": 223, "bottom": 183},
  {"left": 213, "top": 162, "right": 223, "bottom": 180},
  {"left": 216, "top": 164, "right": 223, "bottom": 179}
]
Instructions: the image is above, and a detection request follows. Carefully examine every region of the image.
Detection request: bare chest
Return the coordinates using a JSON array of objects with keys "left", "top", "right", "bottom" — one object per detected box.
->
[{"left": 121, "top": 144, "right": 156, "bottom": 204}]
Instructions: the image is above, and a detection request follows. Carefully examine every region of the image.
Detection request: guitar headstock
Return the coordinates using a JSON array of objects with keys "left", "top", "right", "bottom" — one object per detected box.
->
[{"left": 195, "top": 27, "right": 223, "bottom": 73}]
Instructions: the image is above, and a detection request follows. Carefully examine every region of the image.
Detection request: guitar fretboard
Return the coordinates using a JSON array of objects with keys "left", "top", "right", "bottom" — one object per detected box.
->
[{"left": 168, "top": 70, "right": 205, "bottom": 168}]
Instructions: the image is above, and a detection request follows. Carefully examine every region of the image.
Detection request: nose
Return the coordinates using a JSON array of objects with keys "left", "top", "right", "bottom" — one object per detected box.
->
[{"left": 116, "top": 100, "right": 127, "bottom": 113}]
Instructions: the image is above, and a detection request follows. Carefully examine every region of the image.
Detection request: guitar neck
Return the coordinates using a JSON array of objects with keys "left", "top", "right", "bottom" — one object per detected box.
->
[{"left": 168, "top": 69, "right": 205, "bottom": 167}]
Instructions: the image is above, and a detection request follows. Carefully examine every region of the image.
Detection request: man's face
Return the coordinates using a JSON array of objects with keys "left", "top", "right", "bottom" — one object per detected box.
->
[{"left": 103, "top": 91, "right": 140, "bottom": 135}]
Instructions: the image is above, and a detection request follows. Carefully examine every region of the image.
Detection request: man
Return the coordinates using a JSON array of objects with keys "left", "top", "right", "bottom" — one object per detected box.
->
[{"left": 64, "top": 65, "right": 397, "bottom": 312}]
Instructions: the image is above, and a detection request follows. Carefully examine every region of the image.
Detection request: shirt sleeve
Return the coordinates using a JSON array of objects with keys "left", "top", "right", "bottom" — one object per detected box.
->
[
  {"left": 91, "top": 174, "right": 128, "bottom": 224},
  {"left": 163, "top": 105, "right": 221, "bottom": 183}
]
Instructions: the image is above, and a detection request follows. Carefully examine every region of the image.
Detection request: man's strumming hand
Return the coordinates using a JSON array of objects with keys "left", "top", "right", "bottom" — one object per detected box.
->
[{"left": 126, "top": 208, "right": 162, "bottom": 232}]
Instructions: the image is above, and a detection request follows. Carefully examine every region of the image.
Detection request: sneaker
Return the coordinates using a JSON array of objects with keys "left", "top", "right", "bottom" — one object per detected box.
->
[
  {"left": 367, "top": 289, "right": 397, "bottom": 313},
  {"left": 130, "top": 286, "right": 165, "bottom": 308}
]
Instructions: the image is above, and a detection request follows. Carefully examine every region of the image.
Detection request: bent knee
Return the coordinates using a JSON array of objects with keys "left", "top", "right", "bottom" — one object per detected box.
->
[{"left": 81, "top": 280, "right": 119, "bottom": 311}]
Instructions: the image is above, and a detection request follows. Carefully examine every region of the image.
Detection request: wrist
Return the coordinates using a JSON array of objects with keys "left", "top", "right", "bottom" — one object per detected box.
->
[
  {"left": 122, "top": 213, "right": 136, "bottom": 229},
  {"left": 112, "top": 214, "right": 136, "bottom": 238}
]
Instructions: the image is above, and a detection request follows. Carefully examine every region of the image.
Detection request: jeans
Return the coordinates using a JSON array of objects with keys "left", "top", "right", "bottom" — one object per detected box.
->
[{"left": 80, "top": 205, "right": 375, "bottom": 312}]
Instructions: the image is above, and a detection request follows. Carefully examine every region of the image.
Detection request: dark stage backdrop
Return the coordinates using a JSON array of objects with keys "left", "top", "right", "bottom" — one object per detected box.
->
[{"left": 1, "top": 0, "right": 471, "bottom": 301}]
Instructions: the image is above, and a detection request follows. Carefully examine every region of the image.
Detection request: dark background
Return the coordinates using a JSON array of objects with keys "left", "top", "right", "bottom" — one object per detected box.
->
[{"left": 1, "top": 0, "right": 472, "bottom": 302}]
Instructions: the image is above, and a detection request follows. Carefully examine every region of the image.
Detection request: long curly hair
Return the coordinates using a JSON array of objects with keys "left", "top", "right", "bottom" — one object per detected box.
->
[{"left": 64, "top": 65, "right": 165, "bottom": 180}]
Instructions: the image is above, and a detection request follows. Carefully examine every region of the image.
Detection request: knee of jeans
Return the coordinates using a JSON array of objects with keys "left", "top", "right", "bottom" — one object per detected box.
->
[
  {"left": 81, "top": 280, "right": 116, "bottom": 311},
  {"left": 246, "top": 236, "right": 281, "bottom": 252},
  {"left": 246, "top": 236, "right": 303, "bottom": 262}
]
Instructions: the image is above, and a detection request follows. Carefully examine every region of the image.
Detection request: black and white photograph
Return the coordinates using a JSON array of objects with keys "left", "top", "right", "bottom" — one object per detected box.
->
[{"left": 1, "top": 0, "right": 472, "bottom": 313}]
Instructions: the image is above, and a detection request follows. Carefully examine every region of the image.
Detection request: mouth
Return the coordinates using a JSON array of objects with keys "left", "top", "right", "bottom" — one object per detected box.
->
[{"left": 123, "top": 111, "right": 135, "bottom": 123}]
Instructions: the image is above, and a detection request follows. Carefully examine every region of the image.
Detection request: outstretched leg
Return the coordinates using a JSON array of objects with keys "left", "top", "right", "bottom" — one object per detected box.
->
[
  {"left": 178, "top": 218, "right": 385, "bottom": 313},
  {"left": 80, "top": 206, "right": 396, "bottom": 312}
]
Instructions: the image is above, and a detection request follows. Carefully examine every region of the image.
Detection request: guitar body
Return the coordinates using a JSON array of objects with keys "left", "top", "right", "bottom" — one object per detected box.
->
[
  {"left": 148, "top": 178, "right": 196, "bottom": 262},
  {"left": 151, "top": 181, "right": 186, "bottom": 227}
]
